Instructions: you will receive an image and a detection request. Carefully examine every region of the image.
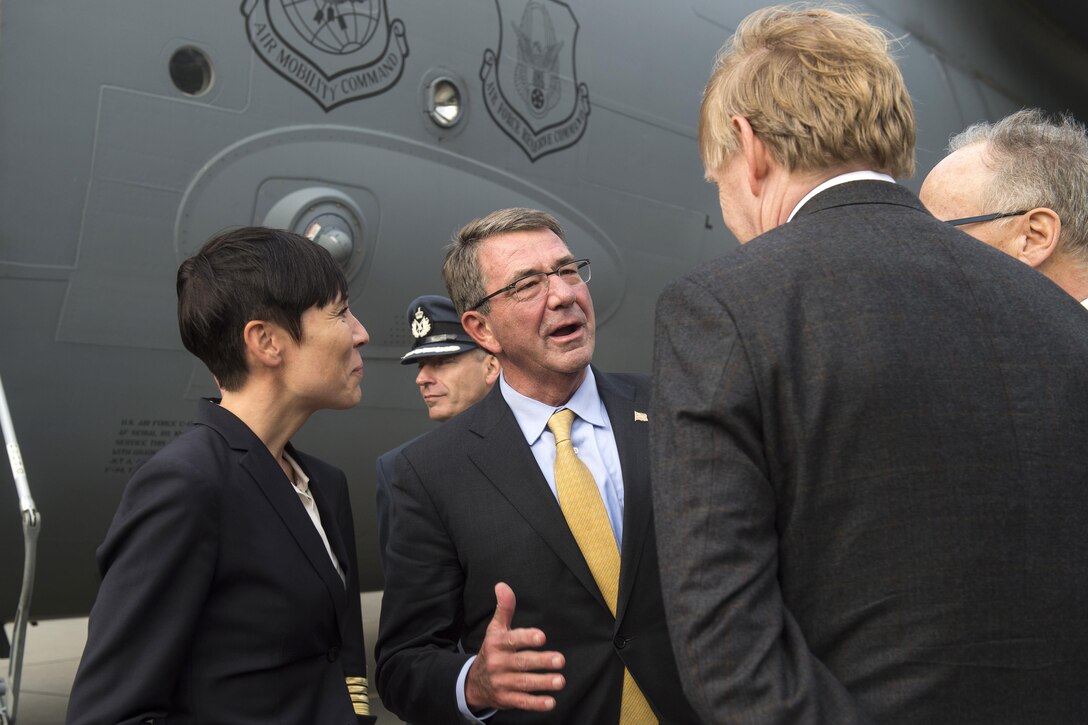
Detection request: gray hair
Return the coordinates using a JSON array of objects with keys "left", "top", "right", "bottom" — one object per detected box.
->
[
  {"left": 442, "top": 208, "right": 565, "bottom": 315},
  {"left": 950, "top": 108, "right": 1088, "bottom": 264}
]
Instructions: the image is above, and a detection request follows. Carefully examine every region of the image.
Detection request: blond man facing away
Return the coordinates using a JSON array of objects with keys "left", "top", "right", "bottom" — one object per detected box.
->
[{"left": 651, "top": 6, "right": 1088, "bottom": 724}]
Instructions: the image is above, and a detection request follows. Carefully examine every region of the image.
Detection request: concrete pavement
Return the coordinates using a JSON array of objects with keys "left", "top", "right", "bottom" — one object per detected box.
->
[{"left": 3, "top": 591, "right": 403, "bottom": 724}]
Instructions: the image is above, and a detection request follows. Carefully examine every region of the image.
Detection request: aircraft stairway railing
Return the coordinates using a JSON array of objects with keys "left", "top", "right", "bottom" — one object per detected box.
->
[{"left": 0, "top": 372, "right": 40, "bottom": 725}]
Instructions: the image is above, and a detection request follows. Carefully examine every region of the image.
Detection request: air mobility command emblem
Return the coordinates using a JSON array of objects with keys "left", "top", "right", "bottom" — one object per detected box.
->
[
  {"left": 481, "top": 0, "right": 591, "bottom": 161},
  {"left": 242, "top": 0, "right": 408, "bottom": 111}
]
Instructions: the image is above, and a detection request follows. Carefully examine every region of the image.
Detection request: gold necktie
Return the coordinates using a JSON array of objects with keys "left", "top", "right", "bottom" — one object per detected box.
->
[{"left": 547, "top": 409, "right": 657, "bottom": 725}]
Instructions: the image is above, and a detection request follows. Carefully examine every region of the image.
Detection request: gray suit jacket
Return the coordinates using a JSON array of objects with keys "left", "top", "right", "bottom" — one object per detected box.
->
[
  {"left": 375, "top": 369, "right": 699, "bottom": 724},
  {"left": 651, "top": 180, "right": 1088, "bottom": 724}
]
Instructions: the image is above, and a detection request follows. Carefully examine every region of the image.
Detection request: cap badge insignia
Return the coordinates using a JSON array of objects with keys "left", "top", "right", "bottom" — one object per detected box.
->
[{"left": 411, "top": 307, "right": 432, "bottom": 339}]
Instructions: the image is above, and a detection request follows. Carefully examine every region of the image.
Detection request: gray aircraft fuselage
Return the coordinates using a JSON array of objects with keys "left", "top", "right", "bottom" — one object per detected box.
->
[{"left": 3, "top": 0, "right": 1088, "bottom": 619}]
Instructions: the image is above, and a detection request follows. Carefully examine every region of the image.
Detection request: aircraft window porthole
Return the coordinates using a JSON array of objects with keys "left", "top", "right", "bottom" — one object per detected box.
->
[
  {"left": 427, "top": 78, "right": 463, "bottom": 128},
  {"left": 169, "top": 47, "right": 214, "bottom": 97}
]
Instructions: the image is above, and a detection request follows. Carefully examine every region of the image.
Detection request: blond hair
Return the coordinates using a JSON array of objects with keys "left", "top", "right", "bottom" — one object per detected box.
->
[{"left": 700, "top": 4, "right": 915, "bottom": 178}]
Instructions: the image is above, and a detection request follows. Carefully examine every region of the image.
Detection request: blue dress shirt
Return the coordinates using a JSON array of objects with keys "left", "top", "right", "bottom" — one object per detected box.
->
[{"left": 456, "top": 367, "right": 626, "bottom": 721}]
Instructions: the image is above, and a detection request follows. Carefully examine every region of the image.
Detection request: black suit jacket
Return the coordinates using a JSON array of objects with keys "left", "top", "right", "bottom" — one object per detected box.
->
[
  {"left": 375, "top": 434, "right": 423, "bottom": 577},
  {"left": 375, "top": 441, "right": 405, "bottom": 576},
  {"left": 651, "top": 180, "right": 1088, "bottom": 724},
  {"left": 67, "top": 399, "right": 376, "bottom": 725},
  {"left": 375, "top": 369, "right": 698, "bottom": 724}
]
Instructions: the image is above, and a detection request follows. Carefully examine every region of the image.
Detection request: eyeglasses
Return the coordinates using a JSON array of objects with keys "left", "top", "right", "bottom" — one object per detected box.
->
[
  {"left": 945, "top": 210, "right": 1027, "bottom": 227},
  {"left": 469, "top": 259, "right": 591, "bottom": 311}
]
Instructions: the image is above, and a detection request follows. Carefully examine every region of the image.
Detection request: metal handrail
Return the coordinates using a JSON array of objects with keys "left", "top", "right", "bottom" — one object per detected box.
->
[{"left": 0, "top": 372, "right": 40, "bottom": 725}]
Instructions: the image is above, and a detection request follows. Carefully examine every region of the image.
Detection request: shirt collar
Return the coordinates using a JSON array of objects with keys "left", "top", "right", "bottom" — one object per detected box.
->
[
  {"left": 499, "top": 367, "right": 604, "bottom": 446},
  {"left": 282, "top": 451, "right": 310, "bottom": 494},
  {"left": 787, "top": 170, "right": 896, "bottom": 223}
]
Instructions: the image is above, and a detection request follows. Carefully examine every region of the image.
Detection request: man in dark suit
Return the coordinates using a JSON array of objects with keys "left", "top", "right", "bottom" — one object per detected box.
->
[
  {"left": 375, "top": 208, "right": 698, "bottom": 724},
  {"left": 375, "top": 294, "right": 498, "bottom": 570},
  {"left": 650, "top": 6, "right": 1088, "bottom": 725},
  {"left": 67, "top": 227, "right": 377, "bottom": 724}
]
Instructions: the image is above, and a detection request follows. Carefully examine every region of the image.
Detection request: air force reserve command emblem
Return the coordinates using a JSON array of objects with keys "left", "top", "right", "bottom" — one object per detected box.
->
[
  {"left": 241, "top": 0, "right": 408, "bottom": 111},
  {"left": 481, "top": 0, "right": 590, "bottom": 162}
]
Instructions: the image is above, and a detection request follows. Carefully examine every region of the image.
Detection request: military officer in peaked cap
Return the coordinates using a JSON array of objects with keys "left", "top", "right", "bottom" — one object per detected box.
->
[
  {"left": 400, "top": 295, "right": 500, "bottom": 420},
  {"left": 374, "top": 295, "right": 499, "bottom": 570}
]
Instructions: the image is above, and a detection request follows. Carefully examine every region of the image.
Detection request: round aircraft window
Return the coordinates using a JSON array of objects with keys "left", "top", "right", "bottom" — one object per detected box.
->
[
  {"left": 262, "top": 187, "right": 369, "bottom": 281},
  {"left": 303, "top": 212, "right": 356, "bottom": 267},
  {"left": 169, "top": 47, "right": 214, "bottom": 96}
]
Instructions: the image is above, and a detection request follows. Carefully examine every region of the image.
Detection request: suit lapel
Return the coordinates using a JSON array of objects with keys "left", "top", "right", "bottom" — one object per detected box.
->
[
  {"left": 467, "top": 387, "right": 610, "bottom": 611},
  {"left": 241, "top": 445, "right": 348, "bottom": 618},
  {"left": 309, "top": 482, "right": 349, "bottom": 585},
  {"left": 292, "top": 446, "right": 351, "bottom": 613},
  {"left": 596, "top": 370, "right": 651, "bottom": 624},
  {"left": 197, "top": 400, "right": 347, "bottom": 616}
]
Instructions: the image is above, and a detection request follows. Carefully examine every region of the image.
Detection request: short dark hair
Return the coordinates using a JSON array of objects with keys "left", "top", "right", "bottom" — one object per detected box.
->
[{"left": 177, "top": 226, "right": 348, "bottom": 390}]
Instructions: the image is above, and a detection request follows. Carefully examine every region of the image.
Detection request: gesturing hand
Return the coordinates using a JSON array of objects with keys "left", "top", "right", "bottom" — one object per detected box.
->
[{"left": 464, "top": 582, "right": 566, "bottom": 712}]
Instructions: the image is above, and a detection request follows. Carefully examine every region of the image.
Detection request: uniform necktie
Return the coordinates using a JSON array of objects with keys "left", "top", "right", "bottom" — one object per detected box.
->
[{"left": 547, "top": 409, "right": 657, "bottom": 724}]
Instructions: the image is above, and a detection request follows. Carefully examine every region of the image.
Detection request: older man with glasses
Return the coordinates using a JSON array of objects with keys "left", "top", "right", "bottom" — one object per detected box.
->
[
  {"left": 921, "top": 108, "right": 1088, "bottom": 307},
  {"left": 374, "top": 207, "right": 698, "bottom": 725}
]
